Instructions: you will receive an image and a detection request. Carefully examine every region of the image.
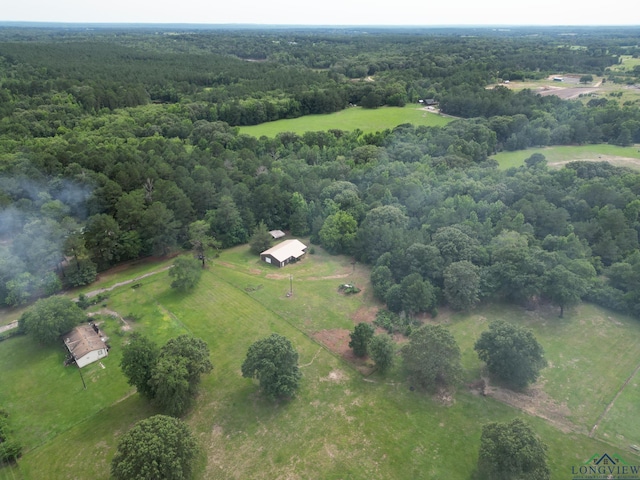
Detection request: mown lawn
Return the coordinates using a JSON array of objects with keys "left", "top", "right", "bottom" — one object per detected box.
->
[
  {"left": 595, "top": 361, "right": 640, "bottom": 450},
  {"left": 2, "top": 246, "right": 639, "bottom": 479},
  {"left": 238, "top": 105, "right": 451, "bottom": 138}
]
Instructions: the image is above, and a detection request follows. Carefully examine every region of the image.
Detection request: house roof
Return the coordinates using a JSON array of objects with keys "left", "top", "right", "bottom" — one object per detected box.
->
[
  {"left": 261, "top": 239, "right": 307, "bottom": 263},
  {"left": 269, "top": 230, "right": 286, "bottom": 239},
  {"left": 64, "top": 324, "right": 106, "bottom": 360}
]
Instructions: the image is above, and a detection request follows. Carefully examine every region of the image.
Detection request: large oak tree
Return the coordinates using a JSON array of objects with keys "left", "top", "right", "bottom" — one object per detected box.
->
[
  {"left": 402, "top": 324, "right": 462, "bottom": 391},
  {"left": 19, "top": 296, "right": 86, "bottom": 345},
  {"left": 241, "top": 334, "right": 301, "bottom": 400},
  {"left": 111, "top": 415, "right": 197, "bottom": 480},
  {"left": 474, "top": 320, "right": 547, "bottom": 390}
]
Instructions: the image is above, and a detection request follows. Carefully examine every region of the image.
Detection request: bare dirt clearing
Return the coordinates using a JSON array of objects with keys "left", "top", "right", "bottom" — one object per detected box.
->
[
  {"left": 87, "top": 308, "right": 131, "bottom": 331},
  {"left": 350, "top": 306, "right": 379, "bottom": 325},
  {"left": 312, "top": 329, "right": 375, "bottom": 375},
  {"left": 482, "top": 379, "right": 579, "bottom": 434},
  {"left": 537, "top": 85, "right": 600, "bottom": 99}
]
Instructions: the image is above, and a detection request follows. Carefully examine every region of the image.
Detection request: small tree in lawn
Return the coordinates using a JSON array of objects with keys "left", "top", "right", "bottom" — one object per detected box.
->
[
  {"left": 402, "top": 324, "right": 462, "bottom": 391},
  {"left": 250, "top": 221, "right": 272, "bottom": 255},
  {"left": 120, "top": 332, "right": 159, "bottom": 399},
  {"left": 150, "top": 356, "right": 192, "bottom": 418},
  {"left": 188, "top": 219, "right": 220, "bottom": 267},
  {"left": 168, "top": 256, "right": 202, "bottom": 291},
  {"left": 121, "top": 334, "right": 213, "bottom": 417},
  {"left": 151, "top": 335, "right": 213, "bottom": 416},
  {"left": 543, "top": 264, "right": 589, "bottom": 318},
  {"left": 349, "top": 322, "right": 375, "bottom": 357},
  {"left": 19, "top": 296, "right": 86, "bottom": 344},
  {"left": 579, "top": 74, "right": 593, "bottom": 84},
  {"left": 474, "top": 320, "right": 547, "bottom": 390},
  {"left": 241, "top": 334, "right": 301, "bottom": 400},
  {"left": 111, "top": 415, "right": 197, "bottom": 480},
  {"left": 369, "top": 334, "right": 395, "bottom": 373},
  {"left": 477, "top": 418, "right": 550, "bottom": 480}
]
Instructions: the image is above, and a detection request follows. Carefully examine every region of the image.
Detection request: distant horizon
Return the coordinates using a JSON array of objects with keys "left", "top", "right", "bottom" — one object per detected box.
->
[
  {"left": 0, "top": 21, "right": 637, "bottom": 29},
  {"left": 2, "top": 0, "right": 639, "bottom": 27}
]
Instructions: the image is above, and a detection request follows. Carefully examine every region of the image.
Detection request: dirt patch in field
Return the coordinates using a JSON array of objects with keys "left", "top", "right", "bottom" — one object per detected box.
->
[
  {"left": 88, "top": 308, "right": 132, "bottom": 332},
  {"left": 322, "top": 369, "right": 348, "bottom": 383},
  {"left": 484, "top": 379, "right": 580, "bottom": 434},
  {"left": 548, "top": 155, "right": 640, "bottom": 171},
  {"left": 312, "top": 329, "right": 375, "bottom": 375},
  {"left": 435, "top": 388, "right": 456, "bottom": 407},
  {"left": 537, "top": 85, "right": 600, "bottom": 99},
  {"left": 217, "top": 261, "right": 238, "bottom": 270},
  {"left": 350, "top": 306, "right": 379, "bottom": 325},
  {"left": 307, "top": 273, "right": 351, "bottom": 280},
  {"left": 266, "top": 273, "right": 288, "bottom": 279}
]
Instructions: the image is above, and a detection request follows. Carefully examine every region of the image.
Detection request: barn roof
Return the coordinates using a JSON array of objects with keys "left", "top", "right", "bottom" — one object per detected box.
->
[
  {"left": 64, "top": 324, "right": 106, "bottom": 361},
  {"left": 261, "top": 239, "right": 307, "bottom": 263}
]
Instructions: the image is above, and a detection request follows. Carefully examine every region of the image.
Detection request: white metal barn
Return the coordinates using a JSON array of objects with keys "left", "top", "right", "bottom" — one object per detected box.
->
[
  {"left": 260, "top": 239, "right": 307, "bottom": 267},
  {"left": 64, "top": 324, "right": 109, "bottom": 368}
]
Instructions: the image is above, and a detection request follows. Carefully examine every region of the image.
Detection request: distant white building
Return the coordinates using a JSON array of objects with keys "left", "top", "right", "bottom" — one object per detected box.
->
[
  {"left": 269, "top": 230, "right": 286, "bottom": 239},
  {"left": 64, "top": 324, "right": 109, "bottom": 368},
  {"left": 260, "top": 239, "right": 308, "bottom": 268}
]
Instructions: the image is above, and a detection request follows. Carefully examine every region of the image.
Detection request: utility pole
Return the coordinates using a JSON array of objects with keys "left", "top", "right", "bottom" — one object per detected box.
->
[
  {"left": 78, "top": 366, "right": 87, "bottom": 390},
  {"left": 289, "top": 274, "right": 293, "bottom": 296}
]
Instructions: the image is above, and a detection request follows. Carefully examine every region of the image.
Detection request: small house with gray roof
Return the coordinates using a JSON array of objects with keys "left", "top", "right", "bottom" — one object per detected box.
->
[{"left": 64, "top": 323, "right": 109, "bottom": 368}]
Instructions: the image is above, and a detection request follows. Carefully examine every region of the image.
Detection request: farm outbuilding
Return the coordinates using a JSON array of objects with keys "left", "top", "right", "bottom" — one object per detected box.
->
[
  {"left": 63, "top": 323, "right": 109, "bottom": 368},
  {"left": 260, "top": 239, "right": 308, "bottom": 267},
  {"left": 269, "top": 230, "right": 286, "bottom": 239}
]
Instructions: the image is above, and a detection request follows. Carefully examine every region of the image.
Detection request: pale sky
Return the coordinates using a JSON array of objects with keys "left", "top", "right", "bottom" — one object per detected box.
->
[{"left": 2, "top": 0, "right": 639, "bottom": 26}]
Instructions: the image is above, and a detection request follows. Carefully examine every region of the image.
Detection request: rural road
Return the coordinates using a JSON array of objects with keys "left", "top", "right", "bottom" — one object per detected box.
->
[{"left": 0, "top": 266, "right": 172, "bottom": 334}]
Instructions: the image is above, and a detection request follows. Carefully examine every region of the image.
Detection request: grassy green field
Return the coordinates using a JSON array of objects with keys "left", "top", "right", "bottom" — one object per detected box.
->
[
  {"left": 238, "top": 105, "right": 452, "bottom": 138},
  {"left": 608, "top": 55, "right": 640, "bottom": 74},
  {"left": 1, "top": 244, "right": 639, "bottom": 479},
  {"left": 492, "top": 144, "right": 640, "bottom": 170}
]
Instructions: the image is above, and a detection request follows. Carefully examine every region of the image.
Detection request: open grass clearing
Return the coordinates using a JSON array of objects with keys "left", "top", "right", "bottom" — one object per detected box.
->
[
  {"left": 238, "top": 105, "right": 451, "bottom": 138},
  {"left": 595, "top": 364, "right": 640, "bottom": 452},
  {"left": 608, "top": 55, "right": 640, "bottom": 73},
  {"left": 72, "top": 255, "right": 177, "bottom": 298},
  {"left": 2, "top": 247, "right": 640, "bottom": 478},
  {"left": 445, "top": 302, "right": 640, "bottom": 437},
  {"left": 0, "top": 314, "right": 133, "bottom": 452},
  {"left": 492, "top": 144, "right": 640, "bottom": 170}
]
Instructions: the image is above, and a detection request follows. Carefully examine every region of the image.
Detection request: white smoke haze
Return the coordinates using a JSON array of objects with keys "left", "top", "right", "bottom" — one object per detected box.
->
[{"left": 0, "top": 173, "right": 94, "bottom": 288}]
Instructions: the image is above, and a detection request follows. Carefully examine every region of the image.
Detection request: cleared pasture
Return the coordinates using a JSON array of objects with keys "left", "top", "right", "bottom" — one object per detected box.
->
[
  {"left": 492, "top": 144, "right": 640, "bottom": 170},
  {"left": 1, "top": 245, "right": 639, "bottom": 479},
  {"left": 490, "top": 66, "right": 640, "bottom": 105},
  {"left": 446, "top": 302, "right": 640, "bottom": 443},
  {"left": 238, "top": 105, "right": 451, "bottom": 138}
]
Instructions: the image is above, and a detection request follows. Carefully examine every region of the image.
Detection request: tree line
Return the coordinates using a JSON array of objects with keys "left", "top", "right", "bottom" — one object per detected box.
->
[{"left": 1, "top": 27, "right": 640, "bottom": 321}]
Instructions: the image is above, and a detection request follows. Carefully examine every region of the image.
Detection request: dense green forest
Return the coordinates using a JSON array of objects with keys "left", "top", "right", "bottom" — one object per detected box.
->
[{"left": 1, "top": 25, "right": 640, "bottom": 320}]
